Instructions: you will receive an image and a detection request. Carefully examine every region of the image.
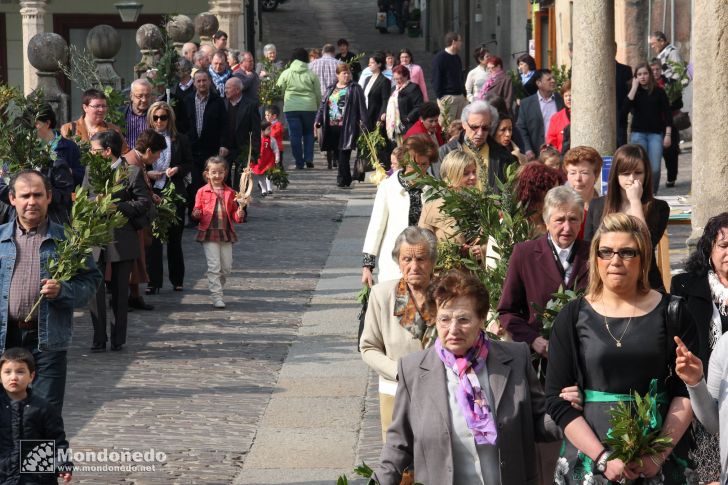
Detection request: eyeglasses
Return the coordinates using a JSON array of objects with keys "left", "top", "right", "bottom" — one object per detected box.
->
[
  {"left": 86, "top": 104, "right": 107, "bottom": 110},
  {"left": 133, "top": 93, "right": 152, "bottom": 100},
  {"left": 596, "top": 248, "right": 639, "bottom": 260},
  {"left": 467, "top": 122, "right": 490, "bottom": 133},
  {"left": 436, "top": 315, "right": 476, "bottom": 327},
  {"left": 89, "top": 147, "right": 104, "bottom": 154},
  {"left": 152, "top": 115, "right": 169, "bottom": 121}
]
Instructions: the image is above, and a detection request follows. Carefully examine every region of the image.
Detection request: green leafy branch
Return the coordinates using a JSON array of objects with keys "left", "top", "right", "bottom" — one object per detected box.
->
[
  {"left": 25, "top": 184, "right": 127, "bottom": 322},
  {"left": 604, "top": 392, "right": 673, "bottom": 465},
  {"left": 336, "top": 462, "right": 422, "bottom": 485},
  {"left": 259, "top": 59, "right": 286, "bottom": 106},
  {"left": 357, "top": 122, "right": 387, "bottom": 184},
  {"left": 266, "top": 165, "right": 289, "bottom": 190},
  {"left": 531, "top": 284, "right": 585, "bottom": 341},
  {"left": 79, "top": 142, "right": 128, "bottom": 195},
  {"left": 151, "top": 182, "right": 185, "bottom": 242},
  {"left": 664, "top": 60, "right": 690, "bottom": 104},
  {"left": 508, "top": 69, "right": 528, "bottom": 100}
]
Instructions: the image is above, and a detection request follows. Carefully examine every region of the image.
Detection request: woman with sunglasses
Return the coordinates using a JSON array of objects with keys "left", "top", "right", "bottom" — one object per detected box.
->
[
  {"left": 144, "top": 101, "right": 192, "bottom": 293},
  {"left": 546, "top": 213, "right": 696, "bottom": 485},
  {"left": 583, "top": 144, "right": 669, "bottom": 291}
]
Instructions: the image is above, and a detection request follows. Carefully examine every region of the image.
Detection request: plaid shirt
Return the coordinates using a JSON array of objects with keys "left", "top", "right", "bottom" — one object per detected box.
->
[
  {"left": 124, "top": 106, "right": 148, "bottom": 148},
  {"left": 8, "top": 220, "right": 49, "bottom": 321},
  {"left": 195, "top": 93, "right": 209, "bottom": 136},
  {"left": 309, "top": 54, "right": 341, "bottom": 96}
]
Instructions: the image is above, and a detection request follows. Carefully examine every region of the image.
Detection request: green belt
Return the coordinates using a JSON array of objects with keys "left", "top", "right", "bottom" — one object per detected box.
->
[{"left": 584, "top": 379, "right": 668, "bottom": 431}]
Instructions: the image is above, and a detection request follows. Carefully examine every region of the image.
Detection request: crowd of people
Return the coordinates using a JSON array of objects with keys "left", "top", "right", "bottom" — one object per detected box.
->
[{"left": 352, "top": 30, "right": 728, "bottom": 485}]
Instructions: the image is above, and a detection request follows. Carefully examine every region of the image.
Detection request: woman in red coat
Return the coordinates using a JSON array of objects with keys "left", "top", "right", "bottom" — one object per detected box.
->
[
  {"left": 545, "top": 80, "right": 571, "bottom": 153},
  {"left": 403, "top": 101, "right": 444, "bottom": 146}
]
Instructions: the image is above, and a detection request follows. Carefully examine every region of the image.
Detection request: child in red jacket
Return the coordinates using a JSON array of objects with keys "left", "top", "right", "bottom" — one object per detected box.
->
[
  {"left": 192, "top": 157, "right": 244, "bottom": 308},
  {"left": 251, "top": 122, "right": 280, "bottom": 196},
  {"left": 265, "top": 105, "right": 284, "bottom": 168}
]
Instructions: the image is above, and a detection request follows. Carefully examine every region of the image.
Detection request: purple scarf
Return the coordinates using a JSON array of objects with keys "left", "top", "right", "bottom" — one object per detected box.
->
[{"left": 435, "top": 331, "right": 497, "bottom": 445}]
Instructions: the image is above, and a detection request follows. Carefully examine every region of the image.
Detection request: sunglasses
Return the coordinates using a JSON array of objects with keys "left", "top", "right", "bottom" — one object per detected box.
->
[
  {"left": 596, "top": 248, "right": 639, "bottom": 260},
  {"left": 152, "top": 115, "right": 169, "bottom": 121}
]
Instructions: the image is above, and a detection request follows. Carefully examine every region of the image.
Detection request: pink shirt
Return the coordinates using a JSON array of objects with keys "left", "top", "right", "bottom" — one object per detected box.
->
[{"left": 404, "top": 63, "right": 429, "bottom": 102}]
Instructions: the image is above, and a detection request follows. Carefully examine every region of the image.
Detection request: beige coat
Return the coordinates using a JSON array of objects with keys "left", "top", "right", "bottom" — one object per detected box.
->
[{"left": 359, "top": 279, "right": 424, "bottom": 388}]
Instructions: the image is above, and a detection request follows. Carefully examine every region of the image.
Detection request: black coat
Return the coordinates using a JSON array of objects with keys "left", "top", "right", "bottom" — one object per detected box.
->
[
  {"left": 394, "top": 82, "right": 424, "bottom": 134},
  {"left": 515, "top": 92, "right": 565, "bottom": 154},
  {"left": 106, "top": 161, "right": 151, "bottom": 263},
  {"left": 0, "top": 390, "right": 71, "bottom": 484},
  {"left": 166, "top": 133, "right": 193, "bottom": 198},
  {"left": 223, "top": 97, "right": 261, "bottom": 162},
  {"left": 363, "top": 74, "right": 391, "bottom": 130},
  {"left": 182, "top": 91, "right": 228, "bottom": 163},
  {"left": 316, "top": 82, "right": 368, "bottom": 151},
  {"left": 670, "top": 272, "right": 717, "bottom": 371},
  {"left": 166, "top": 83, "right": 195, "bottom": 135}
]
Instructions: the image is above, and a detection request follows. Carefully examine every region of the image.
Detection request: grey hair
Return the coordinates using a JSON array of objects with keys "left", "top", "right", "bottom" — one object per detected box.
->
[
  {"left": 542, "top": 186, "right": 584, "bottom": 223},
  {"left": 391, "top": 227, "right": 438, "bottom": 263},
  {"left": 263, "top": 43, "right": 277, "bottom": 55},
  {"left": 177, "top": 58, "right": 193, "bottom": 73},
  {"left": 130, "top": 78, "right": 152, "bottom": 91},
  {"left": 193, "top": 51, "right": 208, "bottom": 63},
  {"left": 461, "top": 100, "right": 499, "bottom": 133}
]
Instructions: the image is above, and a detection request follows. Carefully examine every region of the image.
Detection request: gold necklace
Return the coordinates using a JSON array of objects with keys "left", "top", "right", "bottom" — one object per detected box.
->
[{"left": 604, "top": 311, "right": 634, "bottom": 348}]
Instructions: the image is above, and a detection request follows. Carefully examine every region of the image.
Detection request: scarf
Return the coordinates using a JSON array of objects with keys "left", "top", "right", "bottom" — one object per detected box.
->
[
  {"left": 435, "top": 331, "right": 497, "bottom": 445},
  {"left": 393, "top": 278, "right": 435, "bottom": 345},
  {"left": 478, "top": 70, "right": 504, "bottom": 100},
  {"left": 386, "top": 82, "right": 409, "bottom": 140},
  {"left": 707, "top": 270, "right": 728, "bottom": 347},
  {"left": 397, "top": 171, "right": 423, "bottom": 226},
  {"left": 209, "top": 68, "right": 232, "bottom": 96}
]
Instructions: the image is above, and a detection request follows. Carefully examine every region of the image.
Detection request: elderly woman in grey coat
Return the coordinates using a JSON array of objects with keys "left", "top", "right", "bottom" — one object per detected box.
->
[
  {"left": 372, "top": 270, "right": 580, "bottom": 484},
  {"left": 360, "top": 226, "right": 438, "bottom": 441}
]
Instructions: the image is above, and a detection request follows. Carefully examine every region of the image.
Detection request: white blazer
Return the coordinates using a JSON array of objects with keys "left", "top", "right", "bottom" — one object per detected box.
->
[{"left": 362, "top": 171, "right": 425, "bottom": 282}]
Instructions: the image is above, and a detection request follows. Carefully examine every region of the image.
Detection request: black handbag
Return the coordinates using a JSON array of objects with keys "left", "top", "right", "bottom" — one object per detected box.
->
[
  {"left": 672, "top": 111, "right": 691, "bottom": 131},
  {"left": 352, "top": 154, "right": 371, "bottom": 182}
]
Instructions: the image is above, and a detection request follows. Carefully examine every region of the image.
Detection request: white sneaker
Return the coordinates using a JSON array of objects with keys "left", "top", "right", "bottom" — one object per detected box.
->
[{"left": 213, "top": 300, "right": 226, "bottom": 309}]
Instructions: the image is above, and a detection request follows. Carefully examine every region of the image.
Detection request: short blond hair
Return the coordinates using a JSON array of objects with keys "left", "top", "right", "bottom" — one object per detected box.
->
[
  {"left": 587, "top": 213, "right": 652, "bottom": 298},
  {"left": 439, "top": 150, "right": 477, "bottom": 188}
]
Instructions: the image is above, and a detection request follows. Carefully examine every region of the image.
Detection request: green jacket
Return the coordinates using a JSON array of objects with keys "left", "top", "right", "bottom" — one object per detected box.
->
[{"left": 276, "top": 60, "right": 321, "bottom": 112}]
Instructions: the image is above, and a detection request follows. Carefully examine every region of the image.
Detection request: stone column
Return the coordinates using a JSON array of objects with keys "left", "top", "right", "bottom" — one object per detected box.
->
[
  {"left": 166, "top": 15, "right": 195, "bottom": 55},
  {"left": 134, "top": 24, "right": 164, "bottom": 80},
  {"left": 211, "top": 0, "right": 243, "bottom": 49},
  {"left": 615, "top": 0, "right": 648, "bottom": 68},
  {"left": 19, "top": 0, "right": 47, "bottom": 95},
  {"left": 688, "top": 3, "right": 728, "bottom": 247},
  {"left": 87, "top": 25, "right": 122, "bottom": 91},
  {"left": 27, "top": 32, "right": 70, "bottom": 124},
  {"left": 195, "top": 12, "right": 219, "bottom": 46},
  {"left": 570, "top": 1, "right": 616, "bottom": 155}
]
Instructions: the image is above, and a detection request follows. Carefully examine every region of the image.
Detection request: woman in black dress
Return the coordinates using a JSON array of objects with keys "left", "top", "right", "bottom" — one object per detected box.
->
[
  {"left": 584, "top": 144, "right": 669, "bottom": 291},
  {"left": 546, "top": 213, "right": 696, "bottom": 484}
]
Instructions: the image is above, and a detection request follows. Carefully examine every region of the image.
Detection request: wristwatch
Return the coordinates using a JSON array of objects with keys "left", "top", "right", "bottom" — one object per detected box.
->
[{"left": 595, "top": 449, "right": 611, "bottom": 474}]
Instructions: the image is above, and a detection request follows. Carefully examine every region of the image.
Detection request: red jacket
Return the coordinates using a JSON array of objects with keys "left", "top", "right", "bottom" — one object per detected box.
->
[
  {"left": 193, "top": 183, "right": 243, "bottom": 231},
  {"left": 270, "top": 120, "right": 284, "bottom": 153},
  {"left": 252, "top": 136, "right": 277, "bottom": 175},
  {"left": 545, "top": 108, "right": 570, "bottom": 153},
  {"left": 404, "top": 119, "right": 445, "bottom": 146}
]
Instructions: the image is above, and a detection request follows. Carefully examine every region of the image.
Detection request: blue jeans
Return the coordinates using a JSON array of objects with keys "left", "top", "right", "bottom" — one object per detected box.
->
[
  {"left": 630, "top": 131, "right": 663, "bottom": 194},
  {"left": 285, "top": 111, "right": 316, "bottom": 167}
]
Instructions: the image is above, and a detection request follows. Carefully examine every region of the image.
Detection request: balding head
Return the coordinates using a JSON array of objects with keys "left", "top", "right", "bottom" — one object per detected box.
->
[
  {"left": 130, "top": 78, "right": 153, "bottom": 115},
  {"left": 224, "top": 76, "right": 243, "bottom": 102},
  {"left": 182, "top": 42, "right": 197, "bottom": 61}
]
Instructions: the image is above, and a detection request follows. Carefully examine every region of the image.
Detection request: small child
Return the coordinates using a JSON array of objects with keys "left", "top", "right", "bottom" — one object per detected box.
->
[
  {"left": 387, "top": 146, "right": 407, "bottom": 176},
  {"left": 192, "top": 157, "right": 245, "bottom": 309},
  {"left": 538, "top": 144, "right": 562, "bottom": 170},
  {"left": 264, "top": 105, "right": 284, "bottom": 168},
  {"left": 0, "top": 348, "right": 72, "bottom": 483},
  {"left": 251, "top": 122, "right": 279, "bottom": 196},
  {"left": 447, "top": 120, "right": 464, "bottom": 143}
]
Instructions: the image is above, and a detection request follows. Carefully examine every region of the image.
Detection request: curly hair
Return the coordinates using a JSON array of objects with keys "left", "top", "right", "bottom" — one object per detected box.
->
[
  {"left": 683, "top": 212, "right": 728, "bottom": 276},
  {"left": 428, "top": 270, "right": 490, "bottom": 319},
  {"left": 514, "top": 162, "right": 565, "bottom": 209},
  {"left": 404, "top": 134, "right": 439, "bottom": 164},
  {"left": 563, "top": 146, "right": 603, "bottom": 177}
]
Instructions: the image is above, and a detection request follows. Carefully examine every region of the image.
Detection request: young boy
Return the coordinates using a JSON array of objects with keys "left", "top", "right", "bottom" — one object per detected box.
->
[
  {"left": 0, "top": 348, "right": 72, "bottom": 483},
  {"left": 251, "top": 122, "right": 279, "bottom": 196},
  {"left": 264, "top": 105, "right": 284, "bottom": 168}
]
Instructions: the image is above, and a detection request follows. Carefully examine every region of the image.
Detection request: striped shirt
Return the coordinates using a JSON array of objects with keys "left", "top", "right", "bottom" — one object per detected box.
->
[
  {"left": 9, "top": 219, "right": 49, "bottom": 322},
  {"left": 195, "top": 93, "right": 209, "bottom": 136},
  {"left": 125, "top": 106, "right": 148, "bottom": 149},
  {"left": 309, "top": 54, "right": 341, "bottom": 96}
]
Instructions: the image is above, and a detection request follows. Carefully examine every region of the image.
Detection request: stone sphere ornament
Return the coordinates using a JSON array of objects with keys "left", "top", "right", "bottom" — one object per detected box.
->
[
  {"left": 166, "top": 14, "right": 195, "bottom": 44},
  {"left": 27, "top": 32, "right": 68, "bottom": 72},
  {"left": 136, "top": 23, "right": 164, "bottom": 51},
  {"left": 86, "top": 25, "right": 121, "bottom": 60},
  {"left": 194, "top": 12, "right": 219, "bottom": 39}
]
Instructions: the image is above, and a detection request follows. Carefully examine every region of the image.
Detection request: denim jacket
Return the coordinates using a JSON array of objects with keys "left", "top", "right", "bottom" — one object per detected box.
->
[{"left": 0, "top": 220, "right": 102, "bottom": 351}]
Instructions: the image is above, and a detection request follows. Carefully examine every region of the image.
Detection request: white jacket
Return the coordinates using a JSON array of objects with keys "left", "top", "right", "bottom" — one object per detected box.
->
[{"left": 362, "top": 171, "right": 425, "bottom": 282}]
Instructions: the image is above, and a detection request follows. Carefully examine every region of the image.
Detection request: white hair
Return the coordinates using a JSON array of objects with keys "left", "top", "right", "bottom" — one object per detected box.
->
[
  {"left": 263, "top": 44, "right": 277, "bottom": 55},
  {"left": 130, "top": 78, "right": 152, "bottom": 92},
  {"left": 542, "top": 186, "right": 584, "bottom": 223},
  {"left": 461, "top": 100, "right": 498, "bottom": 133}
]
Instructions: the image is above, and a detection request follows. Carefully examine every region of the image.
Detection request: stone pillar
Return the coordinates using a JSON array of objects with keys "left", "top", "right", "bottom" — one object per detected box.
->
[
  {"left": 210, "top": 1, "right": 243, "bottom": 49},
  {"left": 570, "top": 1, "right": 616, "bottom": 155},
  {"left": 195, "top": 12, "right": 219, "bottom": 46},
  {"left": 166, "top": 15, "right": 195, "bottom": 55},
  {"left": 615, "top": 0, "right": 648, "bottom": 68},
  {"left": 688, "top": 3, "right": 728, "bottom": 247},
  {"left": 134, "top": 24, "right": 164, "bottom": 80},
  {"left": 87, "top": 25, "right": 122, "bottom": 91},
  {"left": 19, "top": 0, "right": 47, "bottom": 95},
  {"left": 27, "top": 32, "right": 70, "bottom": 124}
]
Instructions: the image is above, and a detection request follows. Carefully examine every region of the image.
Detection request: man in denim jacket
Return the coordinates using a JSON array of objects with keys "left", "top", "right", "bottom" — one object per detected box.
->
[{"left": 0, "top": 169, "right": 101, "bottom": 413}]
